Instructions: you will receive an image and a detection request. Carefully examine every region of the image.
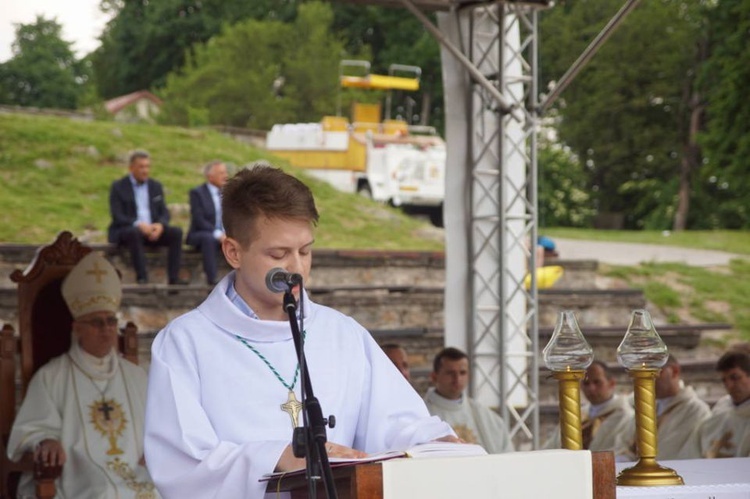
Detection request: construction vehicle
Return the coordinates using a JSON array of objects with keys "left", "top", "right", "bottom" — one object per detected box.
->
[{"left": 265, "top": 60, "right": 446, "bottom": 227}]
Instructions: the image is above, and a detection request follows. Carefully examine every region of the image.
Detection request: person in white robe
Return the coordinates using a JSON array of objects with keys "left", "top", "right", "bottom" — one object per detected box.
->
[
  {"left": 621, "top": 355, "right": 711, "bottom": 460},
  {"left": 685, "top": 350, "right": 750, "bottom": 458},
  {"left": 7, "top": 252, "right": 158, "bottom": 499},
  {"left": 144, "top": 164, "right": 456, "bottom": 499},
  {"left": 423, "top": 347, "right": 514, "bottom": 454},
  {"left": 545, "top": 360, "right": 634, "bottom": 457}
]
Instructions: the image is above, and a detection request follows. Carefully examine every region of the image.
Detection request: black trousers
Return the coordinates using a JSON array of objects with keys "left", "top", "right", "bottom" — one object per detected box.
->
[
  {"left": 188, "top": 231, "right": 221, "bottom": 284},
  {"left": 114, "top": 225, "right": 183, "bottom": 282}
]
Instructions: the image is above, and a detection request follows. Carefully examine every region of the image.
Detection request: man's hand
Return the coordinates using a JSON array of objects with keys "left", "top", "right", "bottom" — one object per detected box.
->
[
  {"left": 434, "top": 434, "right": 465, "bottom": 444},
  {"left": 325, "top": 442, "right": 367, "bottom": 459},
  {"left": 34, "top": 439, "right": 66, "bottom": 467},
  {"left": 274, "top": 442, "right": 368, "bottom": 472},
  {"left": 274, "top": 444, "right": 305, "bottom": 472},
  {"left": 137, "top": 222, "right": 151, "bottom": 237},
  {"left": 148, "top": 223, "right": 164, "bottom": 241}
]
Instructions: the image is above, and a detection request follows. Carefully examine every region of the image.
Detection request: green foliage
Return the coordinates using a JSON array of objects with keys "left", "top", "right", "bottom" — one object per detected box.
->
[
  {"left": 0, "top": 112, "right": 442, "bottom": 251},
  {"left": 0, "top": 16, "right": 88, "bottom": 109},
  {"left": 603, "top": 259, "right": 750, "bottom": 340},
  {"left": 695, "top": 0, "right": 750, "bottom": 229},
  {"left": 538, "top": 139, "right": 594, "bottom": 227},
  {"left": 539, "top": 0, "right": 704, "bottom": 229},
  {"left": 158, "top": 2, "right": 343, "bottom": 129}
]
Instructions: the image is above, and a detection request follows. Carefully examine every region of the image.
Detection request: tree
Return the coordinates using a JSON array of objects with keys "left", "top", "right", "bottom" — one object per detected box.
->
[
  {"left": 158, "top": 2, "right": 344, "bottom": 130},
  {"left": 538, "top": 135, "right": 594, "bottom": 227},
  {"left": 694, "top": 0, "right": 750, "bottom": 229},
  {"left": 92, "top": 0, "right": 301, "bottom": 99},
  {"left": 0, "top": 16, "right": 87, "bottom": 109},
  {"left": 539, "top": 0, "right": 705, "bottom": 229}
]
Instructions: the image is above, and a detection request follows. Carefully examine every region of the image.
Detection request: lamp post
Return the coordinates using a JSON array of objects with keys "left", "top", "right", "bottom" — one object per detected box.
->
[
  {"left": 616, "top": 309, "right": 684, "bottom": 486},
  {"left": 543, "top": 310, "right": 594, "bottom": 450}
]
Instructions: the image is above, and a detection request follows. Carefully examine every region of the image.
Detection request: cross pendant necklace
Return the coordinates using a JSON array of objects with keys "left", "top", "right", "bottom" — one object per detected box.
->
[
  {"left": 235, "top": 334, "right": 305, "bottom": 429},
  {"left": 72, "top": 359, "right": 114, "bottom": 419}
]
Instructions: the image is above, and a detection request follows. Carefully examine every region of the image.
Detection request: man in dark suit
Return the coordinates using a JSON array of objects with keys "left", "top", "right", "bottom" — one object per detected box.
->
[
  {"left": 187, "top": 161, "right": 228, "bottom": 285},
  {"left": 108, "top": 150, "right": 185, "bottom": 285}
]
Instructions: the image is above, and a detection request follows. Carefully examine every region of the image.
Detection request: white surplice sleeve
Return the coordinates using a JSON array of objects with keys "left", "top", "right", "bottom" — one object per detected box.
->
[
  {"left": 351, "top": 329, "right": 455, "bottom": 451},
  {"left": 145, "top": 325, "right": 288, "bottom": 499},
  {"left": 7, "top": 362, "right": 64, "bottom": 460}
]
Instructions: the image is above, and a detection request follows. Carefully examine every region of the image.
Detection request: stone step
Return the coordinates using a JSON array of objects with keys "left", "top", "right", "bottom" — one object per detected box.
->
[{"left": 0, "top": 241, "right": 597, "bottom": 288}]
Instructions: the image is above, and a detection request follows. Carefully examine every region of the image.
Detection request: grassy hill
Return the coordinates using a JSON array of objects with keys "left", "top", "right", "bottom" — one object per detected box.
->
[{"left": 0, "top": 112, "right": 443, "bottom": 250}]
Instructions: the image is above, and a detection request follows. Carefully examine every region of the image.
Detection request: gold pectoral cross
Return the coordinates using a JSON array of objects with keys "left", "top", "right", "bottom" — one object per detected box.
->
[{"left": 280, "top": 390, "right": 302, "bottom": 428}]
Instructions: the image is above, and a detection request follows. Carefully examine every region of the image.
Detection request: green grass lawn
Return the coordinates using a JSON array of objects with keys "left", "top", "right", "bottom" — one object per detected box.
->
[
  {"left": 3, "top": 111, "right": 749, "bottom": 342},
  {"left": 543, "top": 227, "right": 750, "bottom": 255},
  {"left": 0, "top": 113, "right": 442, "bottom": 250}
]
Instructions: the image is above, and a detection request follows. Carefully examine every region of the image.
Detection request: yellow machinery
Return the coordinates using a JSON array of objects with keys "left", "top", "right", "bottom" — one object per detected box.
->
[{"left": 266, "top": 60, "right": 446, "bottom": 226}]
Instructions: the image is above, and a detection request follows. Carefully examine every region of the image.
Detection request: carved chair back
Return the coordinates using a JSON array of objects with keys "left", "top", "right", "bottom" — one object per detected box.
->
[{"left": 0, "top": 231, "right": 137, "bottom": 499}]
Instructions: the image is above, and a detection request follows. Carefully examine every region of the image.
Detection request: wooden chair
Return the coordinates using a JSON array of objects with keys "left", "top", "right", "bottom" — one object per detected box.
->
[{"left": 0, "top": 231, "right": 138, "bottom": 499}]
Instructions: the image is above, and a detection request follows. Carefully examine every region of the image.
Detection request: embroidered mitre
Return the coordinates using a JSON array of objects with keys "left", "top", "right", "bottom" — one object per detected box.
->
[{"left": 62, "top": 253, "right": 122, "bottom": 318}]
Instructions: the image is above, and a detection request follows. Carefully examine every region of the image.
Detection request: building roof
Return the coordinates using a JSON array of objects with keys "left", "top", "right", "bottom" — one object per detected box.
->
[{"left": 104, "top": 90, "right": 163, "bottom": 114}]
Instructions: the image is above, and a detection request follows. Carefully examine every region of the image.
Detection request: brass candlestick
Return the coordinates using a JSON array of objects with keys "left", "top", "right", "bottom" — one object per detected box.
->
[
  {"left": 543, "top": 311, "right": 593, "bottom": 450},
  {"left": 552, "top": 369, "right": 586, "bottom": 450},
  {"left": 616, "top": 309, "right": 684, "bottom": 486}
]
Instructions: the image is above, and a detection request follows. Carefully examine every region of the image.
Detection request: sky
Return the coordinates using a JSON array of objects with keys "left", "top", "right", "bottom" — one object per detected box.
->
[{"left": 0, "top": 0, "right": 111, "bottom": 62}]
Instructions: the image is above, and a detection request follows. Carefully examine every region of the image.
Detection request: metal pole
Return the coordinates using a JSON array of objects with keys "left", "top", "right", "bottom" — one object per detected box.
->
[
  {"left": 538, "top": 0, "right": 641, "bottom": 114},
  {"left": 397, "top": 0, "right": 524, "bottom": 122}
]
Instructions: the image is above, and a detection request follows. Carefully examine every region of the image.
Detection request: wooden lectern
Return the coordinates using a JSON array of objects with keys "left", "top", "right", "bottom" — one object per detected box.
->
[{"left": 267, "top": 451, "right": 615, "bottom": 499}]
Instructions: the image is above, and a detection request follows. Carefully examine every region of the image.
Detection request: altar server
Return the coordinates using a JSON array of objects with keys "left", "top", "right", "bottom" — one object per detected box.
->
[
  {"left": 687, "top": 350, "right": 750, "bottom": 458},
  {"left": 144, "top": 164, "right": 456, "bottom": 498},
  {"left": 623, "top": 355, "right": 710, "bottom": 460},
  {"left": 424, "top": 347, "right": 514, "bottom": 453}
]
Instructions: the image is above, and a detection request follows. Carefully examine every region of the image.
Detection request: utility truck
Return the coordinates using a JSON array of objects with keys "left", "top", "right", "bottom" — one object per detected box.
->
[{"left": 265, "top": 61, "right": 446, "bottom": 227}]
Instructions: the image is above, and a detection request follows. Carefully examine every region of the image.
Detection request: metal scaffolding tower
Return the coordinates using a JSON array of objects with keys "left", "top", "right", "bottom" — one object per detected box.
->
[
  {"left": 336, "top": 0, "right": 549, "bottom": 448},
  {"left": 436, "top": 0, "right": 546, "bottom": 450}
]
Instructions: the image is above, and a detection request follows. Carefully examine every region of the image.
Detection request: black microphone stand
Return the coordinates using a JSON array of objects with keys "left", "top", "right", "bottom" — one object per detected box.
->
[{"left": 283, "top": 285, "right": 338, "bottom": 499}]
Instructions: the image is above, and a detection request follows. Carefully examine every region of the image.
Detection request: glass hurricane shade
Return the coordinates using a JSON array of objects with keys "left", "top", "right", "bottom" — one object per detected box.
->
[
  {"left": 617, "top": 309, "right": 669, "bottom": 370},
  {"left": 543, "top": 310, "right": 595, "bottom": 371}
]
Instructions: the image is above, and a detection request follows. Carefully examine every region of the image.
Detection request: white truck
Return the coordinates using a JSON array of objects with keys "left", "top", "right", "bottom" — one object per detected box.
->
[{"left": 265, "top": 62, "right": 446, "bottom": 226}]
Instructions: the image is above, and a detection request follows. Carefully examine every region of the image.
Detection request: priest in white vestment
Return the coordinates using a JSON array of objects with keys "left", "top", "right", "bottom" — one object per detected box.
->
[
  {"left": 545, "top": 360, "right": 633, "bottom": 457},
  {"left": 144, "top": 165, "right": 456, "bottom": 499},
  {"left": 621, "top": 355, "right": 710, "bottom": 460},
  {"left": 685, "top": 350, "right": 750, "bottom": 458},
  {"left": 7, "top": 252, "right": 158, "bottom": 498},
  {"left": 423, "top": 347, "right": 514, "bottom": 453}
]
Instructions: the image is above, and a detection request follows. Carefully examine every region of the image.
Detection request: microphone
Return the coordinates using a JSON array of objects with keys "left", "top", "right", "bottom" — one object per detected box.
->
[{"left": 265, "top": 267, "right": 303, "bottom": 293}]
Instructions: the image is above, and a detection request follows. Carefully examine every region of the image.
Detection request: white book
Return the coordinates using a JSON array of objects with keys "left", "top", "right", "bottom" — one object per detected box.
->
[{"left": 261, "top": 442, "right": 487, "bottom": 481}]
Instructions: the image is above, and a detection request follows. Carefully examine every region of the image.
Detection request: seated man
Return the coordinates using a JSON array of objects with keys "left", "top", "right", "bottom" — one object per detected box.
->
[
  {"left": 545, "top": 360, "right": 633, "bottom": 455},
  {"left": 382, "top": 343, "right": 411, "bottom": 381},
  {"left": 424, "top": 347, "right": 514, "bottom": 453},
  {"left": 7, "top": 253, "right": 158, "bottom": 498},
  {"left": 187, "top": 160, "right": 229, "bottom": 285},
  {"left": 687, "top": 350, "right": 750, "bottom": 458},
  {"left": 623, "top": 355, "right": 710, "bottom": 460},
  {"left": 108, "top": 149, "right": 185, "bottom": 285}
]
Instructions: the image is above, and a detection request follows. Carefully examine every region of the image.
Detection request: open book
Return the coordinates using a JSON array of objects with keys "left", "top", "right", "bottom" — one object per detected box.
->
[{"left": 261, "top": 442, "right": 487, "bottom": 481}]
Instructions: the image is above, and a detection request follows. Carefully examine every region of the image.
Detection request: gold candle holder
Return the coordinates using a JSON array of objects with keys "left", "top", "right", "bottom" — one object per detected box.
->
[
  {"left": 616, "top": 369, "right": 683, "bottom": 486},
  {"left": 552, "top": 369, "right": 585, "bottom": 450},
  {"left": 616, "top": 309, "right": 684, "bottom": 487},
  {"left": 543, "top": 311, "right": 593, "bottom": 451}
]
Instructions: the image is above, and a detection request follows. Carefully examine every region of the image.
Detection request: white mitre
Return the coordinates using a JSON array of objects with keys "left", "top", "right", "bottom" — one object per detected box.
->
[{"left": 61, "top": 253, "right": 122, "bottom": 318}]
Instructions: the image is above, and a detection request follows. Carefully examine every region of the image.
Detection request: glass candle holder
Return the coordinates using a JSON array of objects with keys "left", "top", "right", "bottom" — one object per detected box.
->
[
  {"left": 543, "top": 310, "right": 594, "bottom": 450},
  {"left": 616, "top": 309, "right": 683, "bottom": 486}
]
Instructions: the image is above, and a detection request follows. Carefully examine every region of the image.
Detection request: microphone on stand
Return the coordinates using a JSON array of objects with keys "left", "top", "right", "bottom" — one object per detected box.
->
[{"left": 265, "top": 267, "right": 303, "bottom": 293}]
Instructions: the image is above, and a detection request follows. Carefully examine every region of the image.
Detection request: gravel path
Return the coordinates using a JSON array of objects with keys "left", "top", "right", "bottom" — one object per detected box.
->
[{"left": 553, "top": 238, "right": 745, "bottom": 267}]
